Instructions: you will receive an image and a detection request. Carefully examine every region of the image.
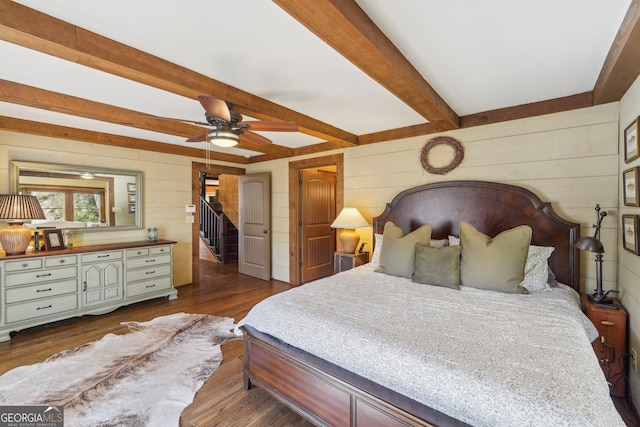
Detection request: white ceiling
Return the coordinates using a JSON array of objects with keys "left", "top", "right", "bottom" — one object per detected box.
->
[{"left": 0, "top": 0, "right": 634, "bottom": 161}]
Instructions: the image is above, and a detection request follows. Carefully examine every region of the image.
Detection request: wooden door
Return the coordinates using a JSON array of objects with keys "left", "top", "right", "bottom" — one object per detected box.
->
[
  {"left": 300, "top": 169, "right": 336, "bottom": 283},
  {"left": 238, "top": 172, "right": 271, "bottom": 280}
]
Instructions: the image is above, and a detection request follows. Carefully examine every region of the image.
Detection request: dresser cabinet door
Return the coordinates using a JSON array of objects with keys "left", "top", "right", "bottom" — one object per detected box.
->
[{"left": 81, "top": 261, "right": 123, "bottom": 306}]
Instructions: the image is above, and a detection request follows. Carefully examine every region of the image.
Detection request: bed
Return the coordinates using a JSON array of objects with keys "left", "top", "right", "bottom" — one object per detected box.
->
[{"left": 239, "top": 180, "right": 624, "bottom": 426}]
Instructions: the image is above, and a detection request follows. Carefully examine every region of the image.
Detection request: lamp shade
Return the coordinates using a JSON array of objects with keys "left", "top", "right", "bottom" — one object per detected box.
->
[
  {"left": 0, "top": 194, "right": 46, "bottom": 256},
  {"left": 574, "top": 236, "right": 604, "bottom": 253},
  {"left": 0, "top": 195, "right": 46, "bottom": 221},
  {"left": 331, "top": 207, "right": 369, "bottom": 254},
  {"left": 330, "top": 207, "right": 369, "bottom": 229}
]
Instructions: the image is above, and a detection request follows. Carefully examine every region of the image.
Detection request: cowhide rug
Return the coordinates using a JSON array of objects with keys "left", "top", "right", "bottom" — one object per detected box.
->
[{"left": 0, "top": 312, "right": 238, "bottom": 427}]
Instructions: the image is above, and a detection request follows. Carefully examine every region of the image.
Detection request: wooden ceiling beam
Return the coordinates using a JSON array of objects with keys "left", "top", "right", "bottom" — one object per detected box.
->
[
  {"left": 593, "top": 0, "right": 640, "bottom": 105},
  {"left": 0, "top": 80, "right": 294, "bottom": 158},
  {"left": 0, "top": 0, "right": 357, "bottom": 146},
  {"left": 0, "top": 116, "right": 250, "bottom": 164},
  {"left": 461, "top": 92, "right": 594, "bottom": 129},
  {"left": 273, "top": 0, "right": 459, "bottom": 131},
  {"left": 355, "top": 93, "right": 595, "bottom": 146}
]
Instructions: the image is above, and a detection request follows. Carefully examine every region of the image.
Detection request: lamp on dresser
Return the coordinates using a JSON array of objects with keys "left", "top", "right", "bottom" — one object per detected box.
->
[
  {"left": 0, "top": 194, "right": 46, "bottom": 255},
  {"left": 331, "top": 207, "right": 369, "bottom": 254},
  {"left": 574, "top": 204, "right": 615, "bottom": 306}
]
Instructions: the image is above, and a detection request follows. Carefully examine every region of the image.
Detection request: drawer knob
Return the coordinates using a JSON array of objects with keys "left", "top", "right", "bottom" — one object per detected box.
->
[
  {"left": 601, "top": 320, "right": 616, "bottom": 327},
  {"left": 36, "top": 288, "right": 52, "bottom": 293},
  {"left": 98, "top": 254, "right": 110, "bottom": 258},
  {"left": 59, "top": 259, "right": 65, "bottom": 264},
  {"left": 146, "top": 259, "right": 156, "bottom": 263},
  {"left": 145, "top": 284, "right": 156, "bottom": 289},
  {"left": 21, "top": 263, "right": 28, "bottom": 268},
  {"left": 36, "top": 273, "right": 52, "bottom": 278},
  {"left": 146, "top": 271, "right": 156, "bottom": 275},
  {"left": 37, "top": 305, "right": 52, "bottom": 311}
]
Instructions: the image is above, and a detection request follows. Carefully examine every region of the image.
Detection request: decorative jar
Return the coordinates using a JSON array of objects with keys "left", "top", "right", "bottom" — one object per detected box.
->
[
  {"left": 147, "top": 227, "right": 158, "bottom": 242},
  {"left": 62, "top": 230, "right": 74, "bottom": 249}
]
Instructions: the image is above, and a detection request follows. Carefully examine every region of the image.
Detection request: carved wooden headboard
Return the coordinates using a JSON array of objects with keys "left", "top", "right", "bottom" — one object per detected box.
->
[{"left": 373, "top": 180, "right": 580, "bottom": 291}]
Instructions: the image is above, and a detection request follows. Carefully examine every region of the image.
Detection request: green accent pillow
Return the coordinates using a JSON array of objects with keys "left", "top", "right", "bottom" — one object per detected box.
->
[
  {"left": 459, "top": 221, "right": 531, "bottom": 293},
  {"left": 375, "top": 222, "right": 432, "bottom": 278},
  {"left": 412, "top": 244, "right": 461, "bottom": 289}
]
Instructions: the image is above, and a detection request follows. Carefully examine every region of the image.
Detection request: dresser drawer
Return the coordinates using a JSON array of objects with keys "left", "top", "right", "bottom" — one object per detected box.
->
[
  {"left": 127, "top": 254, "right": 171, "bottom": 269},
  {"left": 6, "top": 266, "right": 78, "bottom": 287},
  {"left": 127, "top": 276, "right": 172, "bottom": 298},
  {"left": 6, "top": 293, "right": 78, "bottom": 324},
  {"left": 81, "top": 251, "right": 123, "bottom": 263},
  {"left": 126, "top": 248, "right": 149, "bottom": 258},
  {"left": 45, "top": 255, "right": 77, "bottom": 268},
  {"left": 5, "top": 258, "right": 43, "bottom": 272},
  {"left": 150, "top": 245, "right": 171, "bottom": 255},
  {"left": 6, "top": 278, "right": 77, "bottom": 304},
  {"left": 126, "top": 264, "right": 171, "bottom": 282}
]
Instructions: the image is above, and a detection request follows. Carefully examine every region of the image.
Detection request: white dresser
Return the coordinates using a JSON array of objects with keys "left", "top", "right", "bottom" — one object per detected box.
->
[{"left": 0, "top": 240, "right": 177, "bottom": 341}]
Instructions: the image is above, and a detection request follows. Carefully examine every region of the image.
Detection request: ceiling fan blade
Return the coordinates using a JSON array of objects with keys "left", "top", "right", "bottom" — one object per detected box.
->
[
  {"left": 240, "top": 121, "right": 298, "bottom": 132},
  {"left": 135, "top": 113, "right": 209, "bottom": 127},
  {"left": 197, "top": 95, "right": 231, "bottom": 122},
  {"left": 241, "top": 131, "right": 272, "bottom": 146},
  {"left": 186, "top": 132, "right": 208, "bottom": 142}
]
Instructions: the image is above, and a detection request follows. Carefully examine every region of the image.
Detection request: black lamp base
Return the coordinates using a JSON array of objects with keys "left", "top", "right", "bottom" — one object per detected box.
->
[{"left": 587, "top": 293, "right": 613, "bottom": 305}]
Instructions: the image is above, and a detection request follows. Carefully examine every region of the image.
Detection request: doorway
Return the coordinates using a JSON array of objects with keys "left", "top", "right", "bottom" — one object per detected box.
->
[
  {"left": 288, "top": 154, "right": 344, "bottom": 286},
  {"left": 191, "top": 162, "right": 245, "bottom": 285}
]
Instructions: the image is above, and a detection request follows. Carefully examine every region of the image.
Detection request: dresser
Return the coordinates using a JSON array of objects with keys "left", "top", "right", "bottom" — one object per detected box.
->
[
  {"left": 581, "top": 293, "right": 628, "bottom": 397},
  {"left": 334, "top": 252, "right": 369, "bottom": 274},
  {"left": 0, "top": 240, "right": 177, "bottom": 342}
]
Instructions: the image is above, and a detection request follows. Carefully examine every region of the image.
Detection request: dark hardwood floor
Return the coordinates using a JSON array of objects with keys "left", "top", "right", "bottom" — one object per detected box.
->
[{"left": 0, "top": 260, "right": 637, "bottom": 426}]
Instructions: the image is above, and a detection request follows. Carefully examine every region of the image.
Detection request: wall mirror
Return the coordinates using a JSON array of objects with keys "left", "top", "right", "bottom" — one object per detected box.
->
[{"left": 10, "top": 161, "right": 142, "bottom": 232}]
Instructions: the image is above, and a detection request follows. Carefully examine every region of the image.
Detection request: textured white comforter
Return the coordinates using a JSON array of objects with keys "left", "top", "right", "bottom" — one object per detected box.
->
[{"left": 239, "top": 264, "right": 625, "bottom": 426}]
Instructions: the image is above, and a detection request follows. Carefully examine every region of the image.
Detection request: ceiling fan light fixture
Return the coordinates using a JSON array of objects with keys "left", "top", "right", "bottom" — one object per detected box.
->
[{"left": 207, "top": 130, "right": 239, "bottom": 147}]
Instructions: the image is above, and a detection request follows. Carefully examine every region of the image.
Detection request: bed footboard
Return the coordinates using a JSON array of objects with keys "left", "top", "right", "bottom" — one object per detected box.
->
[{"left": 242, "top": 325, "right": 467, "bottom": 427}]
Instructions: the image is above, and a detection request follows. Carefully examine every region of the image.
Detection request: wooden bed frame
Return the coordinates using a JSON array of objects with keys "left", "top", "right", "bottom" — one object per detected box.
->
[{"left": 242, "top": 180, "right": 581, "bottom": 426}]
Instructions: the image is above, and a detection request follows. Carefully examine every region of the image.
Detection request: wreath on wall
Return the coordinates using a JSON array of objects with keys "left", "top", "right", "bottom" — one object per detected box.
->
[{"left": 420, "top": 136, "right": 464, "bottom": 175}]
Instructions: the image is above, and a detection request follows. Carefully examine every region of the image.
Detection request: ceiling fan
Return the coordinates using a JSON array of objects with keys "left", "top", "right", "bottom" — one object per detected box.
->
[{"left": 140, "top": 95, "right": 298, "bottom": 147}]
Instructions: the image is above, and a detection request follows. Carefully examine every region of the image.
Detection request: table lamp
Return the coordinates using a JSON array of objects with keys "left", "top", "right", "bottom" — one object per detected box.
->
[
  {"left": 331, "top": 207, "right": 369, "bottom": 254},
  {"left": 574, "top": 204, "right": 611, "bottom": 304},
  {"left": 0, "top": 194, "right": 46, "bottom": 255}
]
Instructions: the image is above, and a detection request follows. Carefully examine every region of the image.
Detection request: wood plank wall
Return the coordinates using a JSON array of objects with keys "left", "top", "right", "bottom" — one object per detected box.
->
[
  {"left": 619, "top": 73, "right": 640, "bottom": 411},
  {"left": 247, "top": 103, "right": 619, "bottom": 291},
  {"left": 0, "top": 132, "right": 235, "bottom": 287}
]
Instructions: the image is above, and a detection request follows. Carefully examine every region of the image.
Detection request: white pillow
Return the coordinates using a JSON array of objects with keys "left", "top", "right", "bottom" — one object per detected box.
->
[
  {"left": 520, "top": 245, "right": 555, "bottom": 292},
  {"left": 371, "top": 233, "right": 383, "bottom": 267}
]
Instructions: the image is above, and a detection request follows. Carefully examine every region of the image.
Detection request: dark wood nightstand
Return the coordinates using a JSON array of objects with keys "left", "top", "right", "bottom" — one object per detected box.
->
[
  {"left": 334, "top": 252, "right": 369, "bottom": 274},
  {"left": 581, "top": 293, "right": 628, "bottom": 397}
]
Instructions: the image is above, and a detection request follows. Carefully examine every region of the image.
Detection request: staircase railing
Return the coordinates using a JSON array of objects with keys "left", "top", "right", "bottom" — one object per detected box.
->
[{"left": 199, "top": 196, "right": 238, "bottom": 263}]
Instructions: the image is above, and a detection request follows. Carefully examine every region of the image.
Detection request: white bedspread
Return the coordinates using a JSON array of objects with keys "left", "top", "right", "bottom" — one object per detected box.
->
[{"left": 239, "top": 264, "right": 625, "bottom": 427}]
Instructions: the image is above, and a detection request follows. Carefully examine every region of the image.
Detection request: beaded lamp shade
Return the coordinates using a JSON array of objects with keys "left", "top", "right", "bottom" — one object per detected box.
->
[{"left": 0, "top": 195, "right": 46, "bottom": 255}]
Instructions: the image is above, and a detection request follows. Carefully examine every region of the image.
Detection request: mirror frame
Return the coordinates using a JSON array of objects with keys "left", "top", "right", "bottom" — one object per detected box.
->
[{"left": 10, "top": 161, "right": 143, "bottom": 233}]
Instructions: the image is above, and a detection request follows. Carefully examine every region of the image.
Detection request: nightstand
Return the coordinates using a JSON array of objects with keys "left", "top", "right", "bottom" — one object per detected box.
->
[
  {"left": 334, "top": 252, "right": 369, "bottom": 274},
  {"left": 580, "top": 293, "right": 628, "bottom": 397}
]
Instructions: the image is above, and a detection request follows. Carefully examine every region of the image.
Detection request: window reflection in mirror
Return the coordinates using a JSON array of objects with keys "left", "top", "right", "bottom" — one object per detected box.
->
[{"left": 10, "top": 161, "right": 142, "bottom": 232}]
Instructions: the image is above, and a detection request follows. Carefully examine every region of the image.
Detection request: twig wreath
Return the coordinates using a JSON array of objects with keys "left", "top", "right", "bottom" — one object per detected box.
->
[{"left": 420, "top": 136, "right": 464, "bottom": 175}]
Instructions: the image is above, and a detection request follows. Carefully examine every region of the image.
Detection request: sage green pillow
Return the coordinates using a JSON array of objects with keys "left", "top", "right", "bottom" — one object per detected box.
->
[
  {"left": 375, "top": 222, "right": 432, "bottom": 278},
  {"left": 459, "top": 221, "right": 531, "bottom": 293},
  {"left": 412, "top": 244, "right": 461, "bottom": 289}
]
